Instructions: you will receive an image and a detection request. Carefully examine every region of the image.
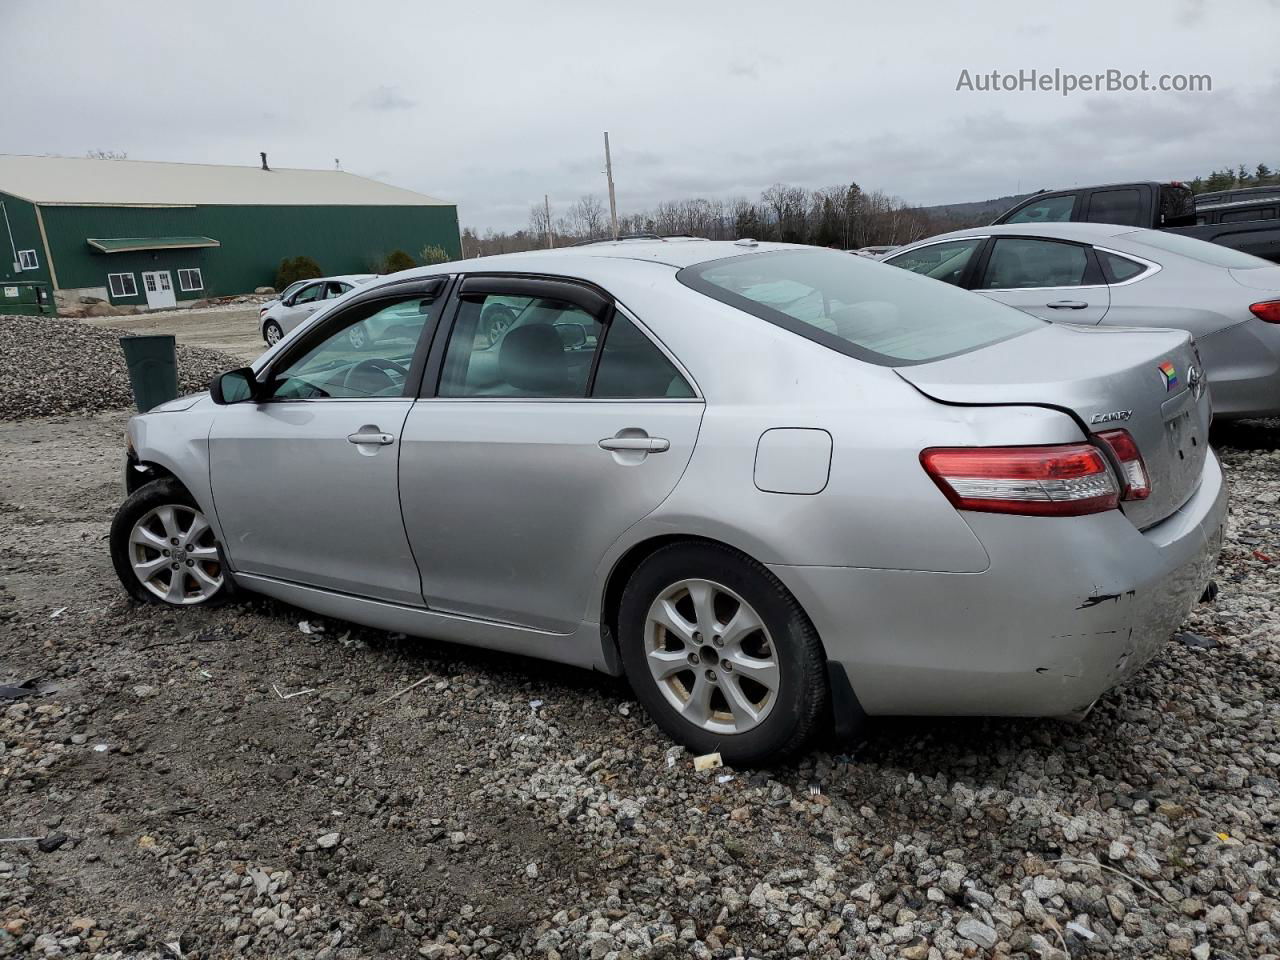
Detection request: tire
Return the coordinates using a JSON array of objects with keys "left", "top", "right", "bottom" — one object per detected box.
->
[
  {"left": 479, "top": 304, "right": 516, "bottom": 346},
  {"left": 263, "top": 320, "right": 283, "bottom": 346},
  {"left": 348, "top": 324, "right": 370, "bottom": 350},
  {"left": 110, "top": 478, "right": 229, "bottom": 606},
  {"left": 618, "top": 542, "right": 828, "bottom": 765}
]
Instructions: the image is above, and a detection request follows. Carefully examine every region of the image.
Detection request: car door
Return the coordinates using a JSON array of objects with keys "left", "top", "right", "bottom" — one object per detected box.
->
[
  {"left": 279, "top": 281, "right": 327, "bottom": 333},
  {"left": 209, "top": 278, "right": 448, "bottom": 604},
  {"left": 973, "top": 236, "right": 1110, "bottom": 324},
  {"left": 398, "top": 275, "right": 705, "bottom": 634}
]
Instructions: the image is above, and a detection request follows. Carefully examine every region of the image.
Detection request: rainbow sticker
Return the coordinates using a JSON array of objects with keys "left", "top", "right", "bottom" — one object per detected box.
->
[{"left": 1158, "top": 361, "right": 1178, "bottom": 391}]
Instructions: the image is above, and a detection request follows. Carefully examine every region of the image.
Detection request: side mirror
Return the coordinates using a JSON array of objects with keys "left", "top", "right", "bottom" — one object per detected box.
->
[
  {"left": 210, "top": 367, "right": 258, "bottom": 405},
  {"left": 554, "top": 322, "right": 589, "bottom": 350}
]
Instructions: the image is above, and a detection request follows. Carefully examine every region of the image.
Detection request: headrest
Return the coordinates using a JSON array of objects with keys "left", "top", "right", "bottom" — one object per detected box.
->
[{"left": 499, "top": 325, "right": 569, "bottom": 394}]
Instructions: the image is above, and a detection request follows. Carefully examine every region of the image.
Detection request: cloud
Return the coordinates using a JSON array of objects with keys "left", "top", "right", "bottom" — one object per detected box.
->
[{"left": 352, "top": 85, "right": 416, "bottom": 111}]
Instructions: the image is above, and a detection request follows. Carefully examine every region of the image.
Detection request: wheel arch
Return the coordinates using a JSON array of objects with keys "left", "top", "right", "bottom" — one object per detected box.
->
[
  {"left": 599, "top": 533, "right": 830, "bottom": 670},
  {"left": 600, "top": 533, "right": 866, "bottom": 748}
]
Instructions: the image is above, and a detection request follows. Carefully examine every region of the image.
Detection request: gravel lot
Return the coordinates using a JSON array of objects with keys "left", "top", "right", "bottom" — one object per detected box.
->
[
  {"left": 0, "top": 316, "right": 243, "bottom": 420},
  {"left": 1, "top": 397, "right": 1277, "bottom": 958},
  {"left": 80, "top": 306, "right": 266, "bottom": 366}
]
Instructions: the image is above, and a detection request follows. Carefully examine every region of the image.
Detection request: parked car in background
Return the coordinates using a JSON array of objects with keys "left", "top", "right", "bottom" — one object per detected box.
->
[
  {"left": 850, "top": 245, "right": 899, "bottom": 259},
  {"left": 882, "top": 223, "right": 1280, "bottom": 418},
  {"left": 258, "top": 274, "right": 377, "bottom": 345},
  {"left": 113, "top": 240, "right": 1224, "bottom": 763},
  {"left": 993, "top": 181, "right": 1280, "bottom": 264},
  {"left": 1194, "top": 184, "right": 1280, "bottom": 206}
]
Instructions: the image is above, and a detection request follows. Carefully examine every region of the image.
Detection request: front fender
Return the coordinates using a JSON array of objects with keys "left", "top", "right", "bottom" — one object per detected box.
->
[{"left": 127, "top": 402, "right": 224, "bottom": 547}]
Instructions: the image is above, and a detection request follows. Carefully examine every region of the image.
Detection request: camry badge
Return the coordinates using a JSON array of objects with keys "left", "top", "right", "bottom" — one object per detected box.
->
[
  {"left": 1090, "top": 410, "right": 1133, "bottom": 424},
  {"left": 1158, "top": 361, "right": 1178, "bottom": 391}
]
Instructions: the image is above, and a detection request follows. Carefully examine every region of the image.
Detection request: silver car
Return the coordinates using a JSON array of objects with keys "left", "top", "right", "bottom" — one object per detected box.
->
[
  {"left": 882, "top": 223, "right": 1280, "bottom": 418},
  {"left": 111, "top": 241, "right": 1226, "bottom": 763},
  {"left": 259, "top": 274, "right": 378, "bottom": 346}
]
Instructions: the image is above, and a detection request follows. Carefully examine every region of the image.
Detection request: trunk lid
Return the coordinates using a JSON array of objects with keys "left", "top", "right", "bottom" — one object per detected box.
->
[
  {"left": 897, "top": 324, "right": 1210, "bottom": 529},
  {"left": 1227, "top": 265, "right": 1280, "bottom": 292}
]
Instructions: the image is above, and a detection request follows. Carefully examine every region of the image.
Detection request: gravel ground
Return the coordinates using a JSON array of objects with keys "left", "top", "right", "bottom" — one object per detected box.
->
[
  {"left": 1, "top": 410, "right": 1277, "bottom": 960},
  {"left": 0, "top": 316, "right": 242, "bottom": 419}
]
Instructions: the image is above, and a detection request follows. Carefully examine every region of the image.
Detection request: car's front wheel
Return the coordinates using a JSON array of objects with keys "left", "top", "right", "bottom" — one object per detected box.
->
[
  {"left": 618, "top": 542, "right": 828, "bottom": 765},
  {"left": 263, "top": 320, "right": 283, "bottom": 345},
  {"left": 110, "top": 478, "right": 227, "bottom": 606}
]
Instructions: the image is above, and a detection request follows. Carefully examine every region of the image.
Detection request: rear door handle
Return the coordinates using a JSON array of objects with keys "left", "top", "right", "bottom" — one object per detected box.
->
[
  {"left": 599, "top": 436, "right": 670, "bottom": 453},
  {"left": 1047, "top": 300, "right": 1089, "bottom": 310},
  {"left": 347, "top": 431, "right": 395, "bottom": 446}
]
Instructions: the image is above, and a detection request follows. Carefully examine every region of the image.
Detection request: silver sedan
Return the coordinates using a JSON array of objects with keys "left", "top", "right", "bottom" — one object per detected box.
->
[
  {"left": 882, "top": 223, "right": 1280, "bottom": 419},
  {"left": 258, "top": 274, "right": 377, "bottom": 346},
  {"left": 112, "top": 240, "right": 1225, "bottom": 763}
]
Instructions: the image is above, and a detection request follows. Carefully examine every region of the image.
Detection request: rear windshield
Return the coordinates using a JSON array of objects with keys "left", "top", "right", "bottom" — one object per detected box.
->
[
  {"left": 1121, "top": 229, "right": 1272, "bottom": 269},
  {"left": 677, "top": 248, "right": 1043, "bottom": 366}
]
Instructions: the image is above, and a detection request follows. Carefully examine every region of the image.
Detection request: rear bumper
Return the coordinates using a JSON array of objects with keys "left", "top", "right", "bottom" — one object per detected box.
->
[{"left": 770, "top": 450, "right": 1228, "bottom": 717}]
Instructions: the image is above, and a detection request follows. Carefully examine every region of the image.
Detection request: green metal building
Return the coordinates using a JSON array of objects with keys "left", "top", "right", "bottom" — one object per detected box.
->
[{"left": 0, "top": 154, "right": 460, "bottom": 315}]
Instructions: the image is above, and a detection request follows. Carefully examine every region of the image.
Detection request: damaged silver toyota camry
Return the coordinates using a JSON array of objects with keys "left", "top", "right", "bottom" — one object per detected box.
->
[{"left": 111, "top": 240, "right": 1226, "bottom": 764}]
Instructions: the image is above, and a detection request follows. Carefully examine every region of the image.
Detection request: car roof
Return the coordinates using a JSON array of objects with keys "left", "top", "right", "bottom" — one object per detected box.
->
[
  {"left": 389, "top": 240, "right": 798, "bottom": 282},
  {"left": 899, "top": 222, "right": 1153, "bottom": 248}
]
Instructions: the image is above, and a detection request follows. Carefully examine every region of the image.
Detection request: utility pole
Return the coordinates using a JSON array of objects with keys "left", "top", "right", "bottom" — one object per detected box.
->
[
  {"left": 544, "top": 195, "right": 553, "bottom": 248},
  {"left": 604, "top": 132, "right": 619, "bottom": 240}
]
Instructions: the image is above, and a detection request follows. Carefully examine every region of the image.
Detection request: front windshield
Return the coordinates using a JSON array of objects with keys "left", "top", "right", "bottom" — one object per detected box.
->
[{"left": 679, "top": 248, "right": 1043, "bottom": 366}]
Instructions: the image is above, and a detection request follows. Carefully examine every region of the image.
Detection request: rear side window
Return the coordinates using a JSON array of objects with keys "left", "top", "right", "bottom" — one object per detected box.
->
[
  {"left": 1086, "top": 189, "right": 1144, "bottom": 226},
  {"left": 1121, "top": 229, "right": 1273, "bottom": 269},
  {"left": 980, "top": 238, "right": 1089, "bottom": 289},
  {"left": 440, "top": 295, "right": 602, "bottom": 398},
  {"left": 1096, "top": 250, "right": 1148, "bottom": 283},
  {"left": 679, "top": 248, "right": 1043, "bottom": 367},
  {"left": 1005, "top": 194, "right": 1076, "bottom": 224},
  {"left": 882, "top": 238, "right": 982, "bottom": 286},
  {"left": 593, "top": 313, "right": 694, "bottom": 398}
]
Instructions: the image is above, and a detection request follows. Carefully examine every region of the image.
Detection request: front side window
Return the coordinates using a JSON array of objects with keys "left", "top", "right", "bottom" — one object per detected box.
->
[
  {"left": 292, "top": 282, "right": 325, "bottom": 305},
  {"left": 1005, "top": 194, "right": 1076, "bottom": 224},
  {"left": 1086, "top": 189, "right": 1144, "bottom": 226},
  {"left": 18, "top": 249, "right": 38, "bottom": 270},
  {"left": 883, "top": 238, "right": 983, "bottom": 286},
  {"left": 680, "top": 248, "right": 1042, "bottom": 366},
  {"left": 979, "top": 238, "right": 1088, "bottom": 289},
  {"left": 178, "top": 268, "right": 203, "bottom": 292},
  {"left": 268, "top": 296, "right": 435, "bottom": 400},
  {"left": 323, "top": 282, "right": 350, "bottom": 300},
  {"left": 439, "top": 295, "right": 602, "bottom": 398},
  {"left": 108, "top": 272, "right": 137, "bottom": 298}
]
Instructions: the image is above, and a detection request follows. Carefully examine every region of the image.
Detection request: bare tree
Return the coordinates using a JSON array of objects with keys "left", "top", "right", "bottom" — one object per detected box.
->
[{"left": 572, "top": 195, "right": 606, "bottom": 238}]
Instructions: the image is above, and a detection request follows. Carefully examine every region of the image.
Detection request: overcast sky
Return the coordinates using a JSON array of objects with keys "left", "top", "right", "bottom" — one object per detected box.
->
[{"left": 4, "top": 0, "right": 1278, "bottom": 230}]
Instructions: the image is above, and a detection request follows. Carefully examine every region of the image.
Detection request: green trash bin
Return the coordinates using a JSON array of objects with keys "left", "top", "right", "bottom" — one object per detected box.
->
[{"left": 119, "top": 334, "right": 179, "bottom": 412}]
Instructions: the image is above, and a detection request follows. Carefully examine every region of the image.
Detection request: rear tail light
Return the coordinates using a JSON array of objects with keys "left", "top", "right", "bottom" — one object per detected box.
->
[
  {"left": 1249, "top": 300, "right": 1280, "bottom": 324},
  {"left": 1095, "top": 429, "right": 1150, "bottom": 501},
  {"left": 921, "top": 444, "right": 1119, "bottom": 517}
]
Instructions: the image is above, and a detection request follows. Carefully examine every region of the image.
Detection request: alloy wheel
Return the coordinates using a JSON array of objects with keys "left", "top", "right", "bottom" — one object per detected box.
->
[
  {"left": 644, "top": 578, "right": 780, "bottom": 735},
  {"left": 265, "top": 324, "right": 281, "bottom": 345},
  {"left": 128, "top": 504, "right": 223, "bottom": 604}
]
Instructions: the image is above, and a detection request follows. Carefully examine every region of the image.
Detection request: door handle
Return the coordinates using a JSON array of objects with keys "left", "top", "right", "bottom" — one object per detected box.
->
[
  {"left": 347, "top": 431, "right": 395, "bottom": 446},
  {"left": 1046, "top": 300, "right": 1089, "bottom": 310},
  {"left": 599, "top": 436, "right": 670, "bottom": 453}
]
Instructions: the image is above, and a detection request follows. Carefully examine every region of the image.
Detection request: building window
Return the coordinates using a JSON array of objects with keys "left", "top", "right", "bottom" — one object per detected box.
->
[
  {"left": 108, "top": 273, "right": 138, "bottom": 298},
  {"left": 177, "top": 268, "right": 204, "bottom": 292},
  {"left": 18, "top": 249, "right": 38, "bottom": 270}
]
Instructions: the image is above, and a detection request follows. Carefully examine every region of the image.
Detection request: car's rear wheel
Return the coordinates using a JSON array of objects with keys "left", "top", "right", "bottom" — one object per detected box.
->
[
  {"left": 618, "top": 542, "right": 828, "bottom": 765},
  {"left": 264, "top": 320, "right": 283, "bottom": 345},
  {"left": 110, "top": 478, "right": 227, "bottom": 606}
]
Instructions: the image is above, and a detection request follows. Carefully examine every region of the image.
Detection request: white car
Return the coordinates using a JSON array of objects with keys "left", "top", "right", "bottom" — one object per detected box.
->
[{"left": 259, "top": 274, "right": 377, "bottom": 345}]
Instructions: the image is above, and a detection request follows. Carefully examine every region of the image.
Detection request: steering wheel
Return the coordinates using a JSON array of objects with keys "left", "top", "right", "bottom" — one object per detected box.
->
[{"left": 342, "top": 357, "right": 409, "bottom": 396}]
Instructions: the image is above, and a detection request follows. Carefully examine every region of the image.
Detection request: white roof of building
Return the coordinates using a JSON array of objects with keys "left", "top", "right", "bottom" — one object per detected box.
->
[{"left": 0, "top": 155, "right": 451, "bottom": 207}]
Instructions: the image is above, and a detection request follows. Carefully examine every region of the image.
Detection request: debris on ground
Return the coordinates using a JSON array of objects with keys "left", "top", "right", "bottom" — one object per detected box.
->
[{"left": 693, "top": 751, "right": 723, "bottom": 771}]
